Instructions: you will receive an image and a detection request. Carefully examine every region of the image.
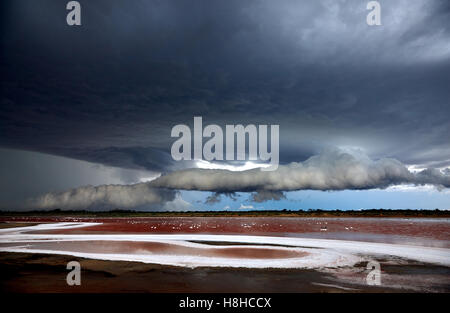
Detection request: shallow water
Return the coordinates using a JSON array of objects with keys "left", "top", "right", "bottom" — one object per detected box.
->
[{"left": 0, "top": 221, "right": 449, "bottom": 269}]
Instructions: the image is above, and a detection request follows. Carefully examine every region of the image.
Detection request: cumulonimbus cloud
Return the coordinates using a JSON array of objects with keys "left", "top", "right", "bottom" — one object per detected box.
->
[
  {"left": 150, "top": 149, "right": 450, "bottom": 192},
  {"left": 26, "top": 183, "right": 176, "bottom": 210}
]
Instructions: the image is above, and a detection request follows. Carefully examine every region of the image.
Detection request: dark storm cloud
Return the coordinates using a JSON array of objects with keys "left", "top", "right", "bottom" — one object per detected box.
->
[{"left": 1, "top": 0, "right": 449, "bottom": 182}]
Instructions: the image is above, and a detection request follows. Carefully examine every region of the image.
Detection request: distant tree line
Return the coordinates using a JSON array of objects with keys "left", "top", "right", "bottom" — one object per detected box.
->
[{"left": 0, "top": 208, "right": 448, "bottom": 218}]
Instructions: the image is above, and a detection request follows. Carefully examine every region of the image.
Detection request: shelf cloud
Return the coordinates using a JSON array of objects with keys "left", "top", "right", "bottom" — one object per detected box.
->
[
  {"left": 150, "top": 149, "right": 450, "bottom": 193},
  {"left": 23, "top": 149, "right": 450, "bottom": 210},
  {"left": 25, "top": 183, "right": 176, "bottom": 211}
]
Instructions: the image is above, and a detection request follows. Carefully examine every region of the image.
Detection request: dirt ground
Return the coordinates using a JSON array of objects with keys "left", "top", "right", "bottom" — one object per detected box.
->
[{"left": 2, "top": 252, "right": 449, "bottom": 293}]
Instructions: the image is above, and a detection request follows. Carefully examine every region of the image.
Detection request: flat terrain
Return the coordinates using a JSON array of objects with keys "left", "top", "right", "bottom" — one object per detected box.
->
[
  {"left": 0, "top": 216, "right": 449, "bottom": 293},
  {"left": 1, "top": 209, "right": 449, "bottom": 218},
  {"left": 3, "top": 252, "right": 448, "bottom": 293}
]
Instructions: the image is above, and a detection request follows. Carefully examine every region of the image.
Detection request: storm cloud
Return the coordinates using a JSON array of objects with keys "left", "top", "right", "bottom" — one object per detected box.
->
[
  {"left": 25, "top": 183, "right": 176, "bottom": 211},
  {"left": 150, "top": 149, "right": 450, "bottom": 192},
  {"left": 1, "top": 0, "right": 450, "bottom": 209},
  {"left": 16, "top": 149, "right": 450, "bottom": 210},
  {"left": 251, "top": 190, "right": 287, "bottom": 203},
  {"left": 1, "top": 0, "right": 450, "bottom": 172}
]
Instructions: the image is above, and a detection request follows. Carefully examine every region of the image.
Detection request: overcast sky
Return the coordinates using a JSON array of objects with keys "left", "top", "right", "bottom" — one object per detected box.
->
[{"left": 1, "top": 0, "right": 449, "bottom": 210}]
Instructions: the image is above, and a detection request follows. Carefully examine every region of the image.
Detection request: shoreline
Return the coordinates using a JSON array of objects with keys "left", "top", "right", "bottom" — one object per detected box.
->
[
  {"left": 1, "top": 219, "right": 449, "bottom": 293},
  {"left": 1, "top": 209, "right": 449, "bottom": 219}
]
